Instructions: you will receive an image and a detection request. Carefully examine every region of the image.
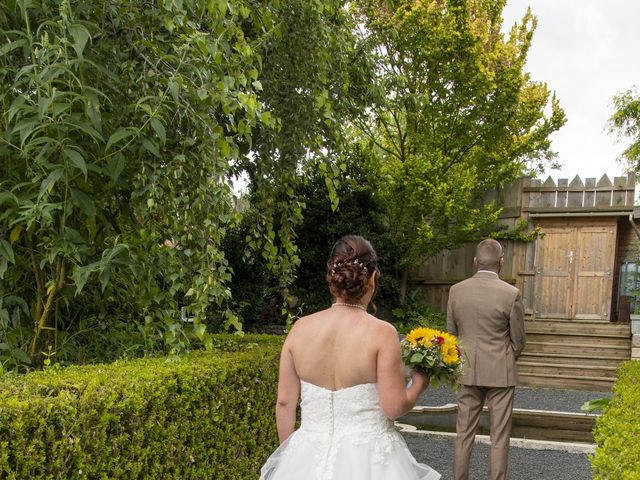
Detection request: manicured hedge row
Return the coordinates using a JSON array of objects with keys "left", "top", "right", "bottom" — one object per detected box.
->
[
  {"left": 0, "top": 334, "right": 282, "bottom": 479},
  {"left": 592, "top": 360, "right": 640, "bottom": 479}
]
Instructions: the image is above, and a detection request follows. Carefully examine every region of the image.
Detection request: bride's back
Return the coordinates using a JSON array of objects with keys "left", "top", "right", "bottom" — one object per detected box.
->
[
  {"left": 262, "top": 230, "right": 440, "bottom": 480},
  {"left": 283, "top": 234, "right": 389, "bottom": 391},
  {"left": 272, "top": 234, "right": 430, "bottom": 450},
  {"left": 288, "top": 306, "right": 385, "bottom": 391}
]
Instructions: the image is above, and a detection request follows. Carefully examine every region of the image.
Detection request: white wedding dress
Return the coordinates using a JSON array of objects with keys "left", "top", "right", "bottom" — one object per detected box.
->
[{"left": 260, "top": 380, "right": 441, "bottom": 480}]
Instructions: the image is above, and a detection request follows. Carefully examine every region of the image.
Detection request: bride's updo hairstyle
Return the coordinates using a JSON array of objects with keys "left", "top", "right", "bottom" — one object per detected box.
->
[{"left": 326, "top": 235, "right": 379, "bottom": 303}]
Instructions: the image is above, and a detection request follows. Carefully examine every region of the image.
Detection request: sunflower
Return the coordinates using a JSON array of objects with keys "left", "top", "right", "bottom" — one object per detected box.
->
[
  {"left": 441, "top": 332, "right": 460, "bottom": 365},
  {"left": 405, "top": 327, "right": 439, "bottom": 347}
]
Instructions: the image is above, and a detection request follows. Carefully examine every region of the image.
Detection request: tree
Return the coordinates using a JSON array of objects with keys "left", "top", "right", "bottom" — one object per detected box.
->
[
  {"left": 0, "top": 0, "right": 271, "bottom": 365},
  {"left": 291, "top": 142, "right": 404, "bottom": 316},
  {"left": 237, "top": 0, "right": 371, "bottom": 316},
  {"left": 609, "top": 88, "right": 640, "bottom": 170},
  {"left": 351, "top": 0, "right": 566, "bottom": 301}
]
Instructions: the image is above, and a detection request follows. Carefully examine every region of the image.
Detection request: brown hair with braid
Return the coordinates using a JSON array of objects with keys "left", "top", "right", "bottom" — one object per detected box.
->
[{"left": 326, "top": 235, "right": 379, "bottom": 307}]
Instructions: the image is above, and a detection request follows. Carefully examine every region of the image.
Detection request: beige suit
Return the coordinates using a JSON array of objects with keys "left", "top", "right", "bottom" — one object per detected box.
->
[{"left": 447, "top": 271, "right": 525, "bottom": 480}]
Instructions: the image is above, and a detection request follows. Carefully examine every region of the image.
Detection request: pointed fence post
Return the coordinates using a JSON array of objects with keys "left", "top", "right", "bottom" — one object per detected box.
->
[
  {"left": 568, "top": 176, "right": 585, "bottom": 208},
  {"left": 557, "top": 178, "right": 569, "bottom": 208},
  {"left": 595, "top": 174, "right": 613, "bottom": 207},
  {"left": 542, "top": 176, "right": 557, "bottom": 208},
  {"left": 584, "top": 178, "right": 597, "bottom": 207}
]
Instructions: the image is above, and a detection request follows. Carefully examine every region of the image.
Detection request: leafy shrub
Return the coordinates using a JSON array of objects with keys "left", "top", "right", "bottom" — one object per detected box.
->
[
  {"left": 227, "top": 146, "right": 405, "bottom": 326},
  {"left": 591, "top": 360, "right": 640, "bottom": 479},
  {"left": 0, "top": 0, "right": 274, "bottom": 368},
  {"left": 392, "top": 289, "right": 447, "bottom": 333},
  {"left": 0, "top": 334, "right": 282, "bottom": 479}
]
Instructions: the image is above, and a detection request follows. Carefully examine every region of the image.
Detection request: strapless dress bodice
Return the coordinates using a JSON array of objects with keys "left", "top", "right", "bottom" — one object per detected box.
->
[{"left": 299, "top": 381, "right": 395, "bottom": 435}]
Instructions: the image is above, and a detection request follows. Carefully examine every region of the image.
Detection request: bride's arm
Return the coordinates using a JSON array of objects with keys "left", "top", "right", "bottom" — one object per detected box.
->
[
  {"left": 376, "top": 321, "right": 429, "bottom": 419},
  {"left": 275, "top": 334, "right": 300, "bottom": 443}
]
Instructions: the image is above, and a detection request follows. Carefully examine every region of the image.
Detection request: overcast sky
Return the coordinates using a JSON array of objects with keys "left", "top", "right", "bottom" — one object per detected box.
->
[{"left": 501, "top": 0, "right": 640, "bottom": 183}]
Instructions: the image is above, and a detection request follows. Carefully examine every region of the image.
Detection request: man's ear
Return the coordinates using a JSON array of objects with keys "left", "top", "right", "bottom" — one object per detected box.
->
[{"left": 473, "top": 256, "right": 478, "bottom": 267}]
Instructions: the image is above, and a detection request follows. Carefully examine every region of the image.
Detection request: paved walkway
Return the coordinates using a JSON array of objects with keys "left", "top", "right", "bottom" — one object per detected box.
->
[
  {"left": 416, "top": 384, "right": 610, "bottom": 413},
  {"left": 398, "top": 385, "right": 609, "bottom": 480}
]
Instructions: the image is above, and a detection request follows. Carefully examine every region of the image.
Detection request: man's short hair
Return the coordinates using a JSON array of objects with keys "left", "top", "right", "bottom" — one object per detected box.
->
[{"left": 476, "top": 239, "right": 503, "bottom": 269}]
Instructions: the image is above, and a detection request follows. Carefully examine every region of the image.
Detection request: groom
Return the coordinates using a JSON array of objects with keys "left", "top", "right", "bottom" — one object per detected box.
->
[{"left": 446, "top": 239, "right": 525, "bottom": 480}]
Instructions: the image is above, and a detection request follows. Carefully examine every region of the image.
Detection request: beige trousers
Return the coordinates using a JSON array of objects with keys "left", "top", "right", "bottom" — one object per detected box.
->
[{"left": 453, "top": 385, "right": 515, "bottom": 480}]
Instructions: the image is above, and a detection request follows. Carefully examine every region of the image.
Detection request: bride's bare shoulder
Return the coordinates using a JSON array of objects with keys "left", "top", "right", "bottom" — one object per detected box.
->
[
  {"left": 369, "top": 317, "right": 400, "bottom": 345},
  {"left": 287, "top": 309, "right": 330, "bottom": 333},
  {"left": 370, "top": 316, "right": 397, "bottom": 331}
]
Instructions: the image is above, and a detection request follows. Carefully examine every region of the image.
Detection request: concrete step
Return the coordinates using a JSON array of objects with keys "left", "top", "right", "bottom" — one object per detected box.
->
[{"left": 399, "top": 404, "right": 598, "bottom": 443}]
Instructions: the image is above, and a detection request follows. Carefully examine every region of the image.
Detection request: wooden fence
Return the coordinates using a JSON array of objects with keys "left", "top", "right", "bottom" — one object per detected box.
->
[
  {"left": 410, "top": 173, "right": 637, "bottom": 317},
  {"left": 523, "top": 174, "right": 635, "bottom": 213}
]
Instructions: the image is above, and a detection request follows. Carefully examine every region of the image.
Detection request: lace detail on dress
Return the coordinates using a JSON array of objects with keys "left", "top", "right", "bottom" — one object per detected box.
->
[
  {"left": 260, "top": 381, "right": 441, "bottom": 480},
  {"left": 293, "top": 382, "right": 397, "bottom": 480}
]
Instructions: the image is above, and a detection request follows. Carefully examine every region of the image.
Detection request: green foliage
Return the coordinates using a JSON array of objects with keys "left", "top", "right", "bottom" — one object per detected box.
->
[
  {"left": 291, "top": 145, "right": 404, "bottom": 316},
  {"left": 0, "top": 0, "right": 271, "bottom": 365},
  {"left": 609, "top": 88, "right": 640, "bottom": 171},
  {"left": 241, "top": 0, "right": 369, "bottom": 313},
  {"left": 350, "top": 0, "right": 566, "bottom": 300},
  {"left": 0, "top": 0, "right": 570, "bottom": 365},
  {"left": 580, "top": 396, "right": 611, "bottom": 414},
  {"left": 489, "top": 219, "right": 543, "bottom": 243},
  {"left": 591, "top": 360, "right": 640, "bottom": 479},
  {"left": 0, "top": 334, "right": 282, "bottom": 479},
  {"left": 226, "top": 143, "right": 406, "bottom": 325},
  {"left": 392, "top": 289, "right": 447, "bottom": 333}
]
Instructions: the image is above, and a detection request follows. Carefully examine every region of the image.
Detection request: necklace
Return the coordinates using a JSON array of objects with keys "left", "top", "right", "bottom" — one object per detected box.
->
[{"left": 332, "top": 302, "right": 367, "bottom": 311}]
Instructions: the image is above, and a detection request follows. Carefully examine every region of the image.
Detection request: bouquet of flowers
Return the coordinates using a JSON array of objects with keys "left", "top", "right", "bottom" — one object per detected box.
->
[{"left": 401, "top": 327, "right": 463, "bottom": 389}]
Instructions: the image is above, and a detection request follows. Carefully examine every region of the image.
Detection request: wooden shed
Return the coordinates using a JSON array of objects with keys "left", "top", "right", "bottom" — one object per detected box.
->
[{"left": 411, "top": 174, "right": 635, "bottom": 390}]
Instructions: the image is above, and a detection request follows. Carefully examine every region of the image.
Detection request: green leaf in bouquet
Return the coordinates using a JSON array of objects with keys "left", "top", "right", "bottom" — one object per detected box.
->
[
  {"left": 424, "top": 356, "right": 436, "bottom": 367},
  {"left": 410, "top": 352, "right": 424, "bottom": 363}
]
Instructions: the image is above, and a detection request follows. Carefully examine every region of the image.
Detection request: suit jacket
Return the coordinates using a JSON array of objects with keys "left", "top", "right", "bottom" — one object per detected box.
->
[{"left": 447, "top": 271, "right": 525, "bottom": 387}]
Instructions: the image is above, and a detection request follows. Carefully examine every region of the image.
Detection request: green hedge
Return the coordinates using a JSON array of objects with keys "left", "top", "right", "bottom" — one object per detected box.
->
[
  {"left": 0, "top": 334, "right": 282, "bottom": 479},
  {"left": 592, "top": 360, "right": 640, "bottom": 479}
]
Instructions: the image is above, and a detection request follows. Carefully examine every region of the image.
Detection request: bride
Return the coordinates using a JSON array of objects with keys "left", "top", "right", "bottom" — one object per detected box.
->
[{"left": 260, "top": 235, "right": 440, "bottom": 480}]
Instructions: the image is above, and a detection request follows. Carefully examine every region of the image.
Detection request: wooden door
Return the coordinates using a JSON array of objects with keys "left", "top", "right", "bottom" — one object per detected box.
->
[
  {"left": 534, "top": 227, "right": 574, "bottom": 318},
  {"left": 573, "top": 226, "right": 616, "bottom": 320},
  {"left": 533, "top": 220, "right": 616, "bottom": 320}
]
